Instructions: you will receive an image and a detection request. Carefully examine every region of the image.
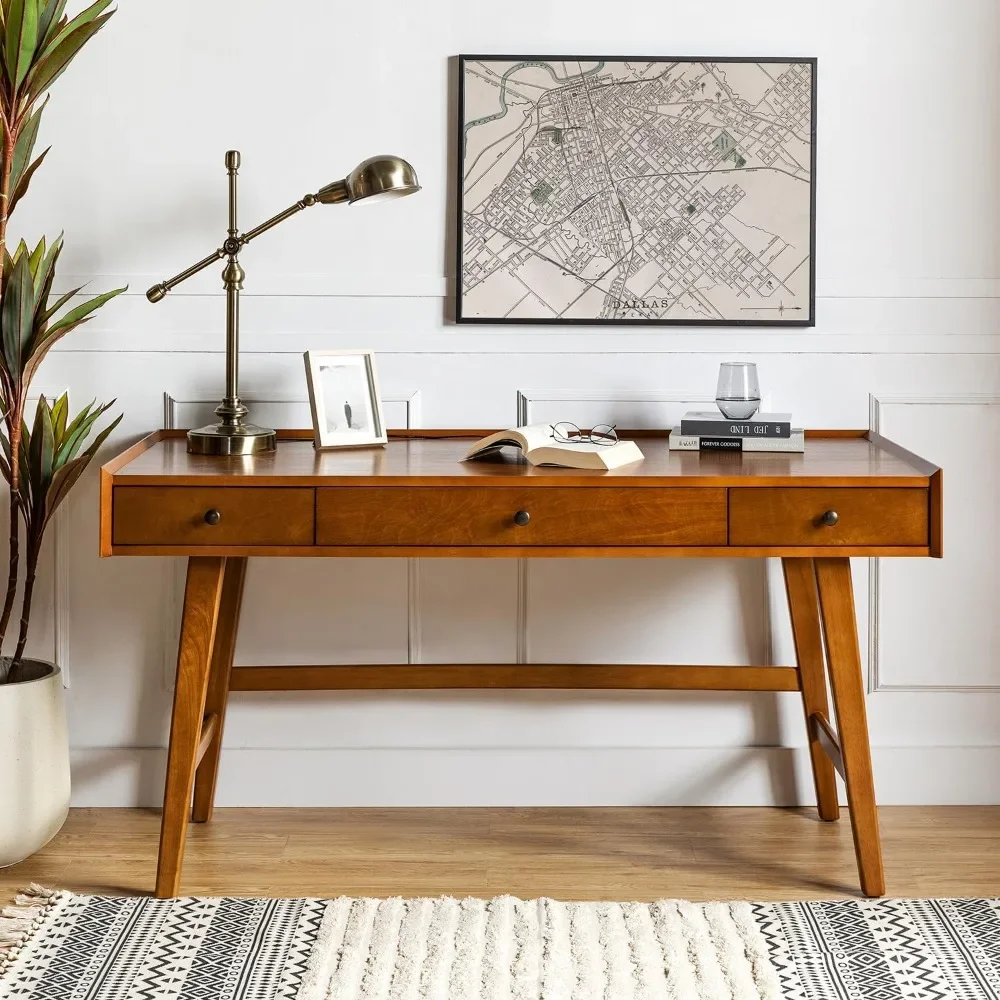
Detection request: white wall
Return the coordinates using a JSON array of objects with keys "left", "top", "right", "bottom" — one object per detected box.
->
[{"left": 14, "top": 0, "right": 1000, "bottom": 806}]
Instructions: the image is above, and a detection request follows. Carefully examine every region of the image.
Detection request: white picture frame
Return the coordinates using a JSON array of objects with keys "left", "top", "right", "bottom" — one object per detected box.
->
[{"left": 303, "top": 350, "right": 388, "bottom": 450}]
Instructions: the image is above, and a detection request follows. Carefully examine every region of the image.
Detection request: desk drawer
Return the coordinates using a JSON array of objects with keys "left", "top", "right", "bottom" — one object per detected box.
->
[
  {"left": 113, "top": 487, "right": 314, "bottom": 546},
  {"left": 317, "top": 487, "right": 727, "bottom": 546},
  {"left": 729, "top": 488, "right": 928, "bottom": 547}
]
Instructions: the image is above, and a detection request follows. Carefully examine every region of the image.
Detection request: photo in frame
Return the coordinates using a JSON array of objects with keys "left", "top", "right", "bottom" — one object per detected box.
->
[
  {"left": 457, "top": 55, "right": 816, "bottom": 326},
  {"left": 303, "top": 350, "right": 388, "bottom": 450}
]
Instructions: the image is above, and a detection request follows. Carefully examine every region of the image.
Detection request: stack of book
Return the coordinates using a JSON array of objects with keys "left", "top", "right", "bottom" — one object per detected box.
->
[{"left": 669, "top": 411, "right": 804, "bottom": 452}]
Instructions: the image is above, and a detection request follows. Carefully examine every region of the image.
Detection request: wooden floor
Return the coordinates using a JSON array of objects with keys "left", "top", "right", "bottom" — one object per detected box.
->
[{"left": 3, "top": 807, "right": 998, "bottom": 904}]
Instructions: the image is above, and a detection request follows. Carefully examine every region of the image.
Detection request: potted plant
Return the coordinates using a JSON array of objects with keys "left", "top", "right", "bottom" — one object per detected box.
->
[{"left": 0, "top": 0, "right": 123, "bottom": 867}]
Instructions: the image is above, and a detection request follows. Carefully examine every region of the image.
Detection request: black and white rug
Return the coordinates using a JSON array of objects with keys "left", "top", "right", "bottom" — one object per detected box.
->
[{"left": 2, "top": 885, "right": 1000, "bottom": 998}]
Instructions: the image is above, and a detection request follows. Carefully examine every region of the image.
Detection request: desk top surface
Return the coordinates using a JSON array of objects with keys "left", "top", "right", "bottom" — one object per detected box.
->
[{"left": 104, "top": 430, "right": 939, "bottom": 488}]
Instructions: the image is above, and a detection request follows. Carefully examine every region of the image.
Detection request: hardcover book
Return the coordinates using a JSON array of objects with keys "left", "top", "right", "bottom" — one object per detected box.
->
[
  {"left": 679, "top": 411, "right": 792, "bottom": 438},
  {"left": 669, "top": 428, "right": 805, "bottom": 453}
]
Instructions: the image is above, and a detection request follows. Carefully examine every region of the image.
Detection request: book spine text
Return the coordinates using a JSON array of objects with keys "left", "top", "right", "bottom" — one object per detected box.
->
[
  {"left": 679, "top": 420, "right": 791, "bottom": 438},
  {"left": 669, "top": 432, "right": 804, "bottom": 453}
]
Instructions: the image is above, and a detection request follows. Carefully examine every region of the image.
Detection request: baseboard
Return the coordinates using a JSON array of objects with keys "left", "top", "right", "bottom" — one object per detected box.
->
[{"left": 69, "top": 746, "right": 1000, "bottom": 807}]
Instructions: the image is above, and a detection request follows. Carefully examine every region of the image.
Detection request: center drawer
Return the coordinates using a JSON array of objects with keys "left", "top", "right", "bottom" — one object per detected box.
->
[
  {"left": 316, "top": 487, "right": 727, "bottom": 547},
  {"left": 113, "top": 486, "right": 315, "bottom": 546}
]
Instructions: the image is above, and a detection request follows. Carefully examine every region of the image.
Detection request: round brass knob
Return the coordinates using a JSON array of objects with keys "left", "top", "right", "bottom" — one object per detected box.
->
[
  {"left": 821, "top": 510, "right": 839, "bottom": 527},
  {"left": 513, "top": 510, "right": 530, "bottom": 526},
  {"left": 204, "top": 509, "right": 222, "bottom": 526}
]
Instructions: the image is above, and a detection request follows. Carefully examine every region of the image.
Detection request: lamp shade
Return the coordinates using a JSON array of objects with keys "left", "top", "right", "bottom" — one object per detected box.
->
[{"left": 316, "top": 155, "right": 420, "bottom": 205}]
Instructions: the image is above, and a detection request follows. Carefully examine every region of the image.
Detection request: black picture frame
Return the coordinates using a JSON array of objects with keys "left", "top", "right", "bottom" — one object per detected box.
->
[{"left": 455, "top": 55, "right": 817, "bottom": 327}]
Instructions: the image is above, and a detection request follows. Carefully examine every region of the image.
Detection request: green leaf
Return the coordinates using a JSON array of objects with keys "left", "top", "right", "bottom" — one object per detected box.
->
[
  {"left": 57, "top": 395, "right": 93, "bottom": 441},
  {"left": 31, "top": 234, "right": 62, "bottom": 322},
  {"left": 36, "top": 0, "right": 65, "bottom": 47},
  {"left": 25, "top": 7, "right": 111, "bottom": 100},
  {"left": 27, "top": 392, "right": 53, "bottom": 490},
  {"left": 34, "top": 0, "right": 110, "bottom": 54},
  {"left": 43, "top": 409, "right": 120, "bottom": 524},
  {"left": 49, "top": 388, "right": 66, "bottom": 442},
  {"left": 31, "top": 234, "right": 55, "bottom": 296},
  {"left": 17, "top": 416, "right": 30, "bottom": 495},
  {"left": 44, "top": 284, "right": 123, "bottom": 336},
  {"left": 58, "top": 397, "right": 111, "bottom": 462},
  {"left": 22, "top": 282, "right": 125, "bottom": 387},
  {"left": 5, "top": 0, "right": 38, "bottom": 90},
  {"left": 2, "top": 251, "right": 33, "bottom": 373},
  {"left": 40, "top": 282, "right": 80, "bottom": 323},
  {"left": 26, "top": 233, "right": 44, "bottom": 280},
  {"left": 8, "top": 144, "right": 48, "bottom": 213},
  {"left": 41, "top": 450, "right": 83, "bottom": 520},
  {"left": 10, "top": 93, "right": 45, "bottom": 186}
]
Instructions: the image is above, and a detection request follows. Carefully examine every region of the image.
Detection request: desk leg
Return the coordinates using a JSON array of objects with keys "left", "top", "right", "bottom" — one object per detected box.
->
[
  {"left": 156, "top": 556, "right": 226, "bottom": 898},
  {"left": 192, "top": 557, "right": 247, "bottom": 823},
  {"left": 782, "top": 558, "right": 840, "bottom": 822},
  {"left": 815, "top": 557, "right": 885, "bottom": 898}
]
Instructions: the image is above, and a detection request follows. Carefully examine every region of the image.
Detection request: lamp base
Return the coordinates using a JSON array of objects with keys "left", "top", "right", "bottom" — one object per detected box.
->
[{"left": 186, "top": 422, "right": 277, "bottom": 456}]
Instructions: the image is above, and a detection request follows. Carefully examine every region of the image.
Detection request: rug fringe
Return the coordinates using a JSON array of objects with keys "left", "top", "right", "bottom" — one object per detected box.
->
[{"left": 0, "top": 884, "right": 67, "bottom": 975}]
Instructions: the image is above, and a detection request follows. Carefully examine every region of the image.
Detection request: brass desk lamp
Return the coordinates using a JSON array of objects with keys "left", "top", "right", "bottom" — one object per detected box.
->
[{"left": 147, "top": 151, "right": 420, "bottom": 455}]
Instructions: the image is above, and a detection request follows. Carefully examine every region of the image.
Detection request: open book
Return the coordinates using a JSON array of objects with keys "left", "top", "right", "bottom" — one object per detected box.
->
[{"left": 463, "top": 424, "right": 644, "bottom": 471}]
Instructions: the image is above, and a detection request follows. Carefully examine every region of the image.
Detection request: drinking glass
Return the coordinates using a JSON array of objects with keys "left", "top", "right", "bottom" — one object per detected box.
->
[{"left": 715, "top": 362, "right": 761, "bottom": 419}]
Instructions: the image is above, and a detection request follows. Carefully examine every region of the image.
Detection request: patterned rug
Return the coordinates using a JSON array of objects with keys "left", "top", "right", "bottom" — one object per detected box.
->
[{"left": 2, "top": 886, "right": 1000, "bottom": 999}]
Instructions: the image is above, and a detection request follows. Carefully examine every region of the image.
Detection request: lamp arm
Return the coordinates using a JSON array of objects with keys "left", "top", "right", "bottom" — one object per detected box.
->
[
  {"left": 146, "top": 247, "right": 226, "bottom": 302},
  {"left": 239, "top": 193, "right": 316, "bottom": 246},
  {"left": 145, "top": 192, "right": 320, "bottom": 303}
]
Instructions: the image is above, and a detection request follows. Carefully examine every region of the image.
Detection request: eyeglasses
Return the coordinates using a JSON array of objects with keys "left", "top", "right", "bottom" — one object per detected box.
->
[{"left": 550, "top": 421, "right": 619, "bottom": 446}]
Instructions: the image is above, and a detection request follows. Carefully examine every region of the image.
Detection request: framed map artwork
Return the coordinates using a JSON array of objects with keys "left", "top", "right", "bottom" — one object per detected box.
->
[{"left": 456, "top": 56, "right": 816, "bottom": 326}]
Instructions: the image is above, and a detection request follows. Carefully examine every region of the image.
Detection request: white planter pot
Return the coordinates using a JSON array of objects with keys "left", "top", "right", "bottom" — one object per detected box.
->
[{"left": 0, "top": 660, "right": 70, "bottom": 867}]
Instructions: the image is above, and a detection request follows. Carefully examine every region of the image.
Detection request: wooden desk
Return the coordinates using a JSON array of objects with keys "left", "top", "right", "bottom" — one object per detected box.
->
[{"left": 100, "top": 429, "right": 943, "bottom": 899}]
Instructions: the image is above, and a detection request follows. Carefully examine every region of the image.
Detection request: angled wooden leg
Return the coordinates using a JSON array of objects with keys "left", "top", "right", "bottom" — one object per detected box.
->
[
  {"left": 815, "top": 557, "right": 885, "bottom": 898},
  {"left": 192, "top": 557, "right": 247, "bottom": 823},
  {"left": 782, "top": 557, "right": 840, "bottom": 822},
  {"left": 156, "top": 556, "right": 226, "bottom": 898}
]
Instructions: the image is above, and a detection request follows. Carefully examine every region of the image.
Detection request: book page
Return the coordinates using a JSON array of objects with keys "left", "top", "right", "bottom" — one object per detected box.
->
[
  {"left": 464, "top": 424, "right": 552, "bottom": 459},
  {"left": 464, "top": 424, "right": 580, "bottom": 460},
  {"left": 517, "top": 424, "right": 560, "bottom": 453}
]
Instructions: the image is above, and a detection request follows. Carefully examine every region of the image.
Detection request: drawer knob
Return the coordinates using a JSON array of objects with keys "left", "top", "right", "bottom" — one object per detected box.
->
[
  {"left": 513, "top": 510, "right": 530, "bottom": 526},
  {"left": 820, "top": 509, "right": 839, "bottom": 527},
  {"left": 204, "top": 509, "right": 222, "bottom": 526}
]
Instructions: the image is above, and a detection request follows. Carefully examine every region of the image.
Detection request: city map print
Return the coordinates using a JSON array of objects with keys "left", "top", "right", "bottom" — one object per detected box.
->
[{"left": 457, "top": 56, "right": 815, "bottom": 326}]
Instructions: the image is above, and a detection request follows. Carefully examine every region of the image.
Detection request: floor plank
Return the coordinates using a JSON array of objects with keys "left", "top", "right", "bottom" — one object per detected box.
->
[{"left": 2, "top": 807, "right": 998, "bottom": 903}]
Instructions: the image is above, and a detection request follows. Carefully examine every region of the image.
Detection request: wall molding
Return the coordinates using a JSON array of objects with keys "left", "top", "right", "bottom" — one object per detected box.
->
[
  {"left": 407, "top": 559, "right": 422, "bottom": 665},
  {"left": 516, "top": 389, "right": 716, "bottom": 422},
  {"left": 70, "top": 744, "right": 1000, "bottom": 808},
  {"left": 516, "top": 562, "right": 529, "bottom": 665},
  {"left": 52, "top": 274, "right": 1000, "bottom": 302},
  {"left": 869, "top": 393, "right": 1000, "bottom": 693},
  {"left": 164, "top": 390, "right": 423, "bottom": 432}
]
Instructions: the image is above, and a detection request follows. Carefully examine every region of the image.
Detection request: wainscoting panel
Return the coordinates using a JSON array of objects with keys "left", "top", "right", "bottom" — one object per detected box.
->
[
  {"left": 517, "top": 390, "right": 772, "bottom": 673},
  {"left": 871, "top": 396, "right": 1000, "bottom": 691}
]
